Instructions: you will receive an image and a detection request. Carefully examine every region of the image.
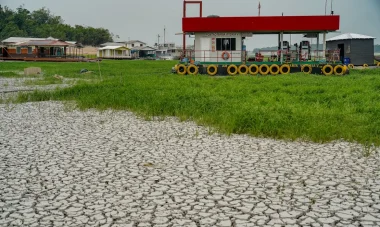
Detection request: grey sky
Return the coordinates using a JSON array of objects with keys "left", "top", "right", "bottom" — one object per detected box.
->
[{"left": 2, "top": 0, "right": 380, "bottom": 49}]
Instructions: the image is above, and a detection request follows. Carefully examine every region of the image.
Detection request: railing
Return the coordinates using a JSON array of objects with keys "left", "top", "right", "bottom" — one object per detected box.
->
[
  {"left": 99, "top": 55, "right": 131, "bottom": 59},
  {"left": 180, "top": 49, "right": 341, "bottom": 64},
  {"left": 251, "top": 49, "right": 341, "bottom": 62},
  {"left": 181, "top": 50, "right": 247, "bottom": 63}
]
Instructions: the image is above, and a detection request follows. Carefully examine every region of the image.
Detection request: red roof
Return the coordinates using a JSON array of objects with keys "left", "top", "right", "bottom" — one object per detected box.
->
[
  {"left": 17, "top": 40, "right": 73, "bottom": 46},
  {"left": 183, "top": 15, "right": 340, "bottom": 34}
]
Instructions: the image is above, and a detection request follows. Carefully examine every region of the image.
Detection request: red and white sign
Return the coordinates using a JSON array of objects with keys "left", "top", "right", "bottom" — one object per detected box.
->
[{"left": 211, "top": 38, "right": 216, "bottom": 52}]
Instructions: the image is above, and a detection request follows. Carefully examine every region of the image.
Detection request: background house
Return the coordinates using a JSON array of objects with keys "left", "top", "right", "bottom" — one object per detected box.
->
[
  {"left": 125, "top": 40, "right": 146, "bottom": 49},
  {"left": 1, "top": 37, "right": 79, "bottom": 59},
  {"left": 99, "top": 40, "right": 152, "bottom": 59},
  {"left": 131, "top": 46, "right": 156, "bottom": 58},
  {"left": 1, "top": 37, "right": 47, "bottom": 58},
  {"left": 154, "top": 42, "right": 182, "bottom": 60},
  {"left": 327, "top": 33, "right": 376, "bottom": 65},
  {"left": 100, "top": 41, "right": 146, "bottom": 48},
  {"left": 97, "top": 46, "right": 131, "bottom": 59},
  {"left": 99, "top": 42, "right": 125, "bottom": 47}
]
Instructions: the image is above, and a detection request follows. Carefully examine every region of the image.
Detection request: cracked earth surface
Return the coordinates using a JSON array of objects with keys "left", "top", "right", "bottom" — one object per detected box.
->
[
  {"left": 1, "top": 101, "right": 380, "bottom": 227},
  {"left": 0, "top": 77, "right": 72, "bottom": 100}
]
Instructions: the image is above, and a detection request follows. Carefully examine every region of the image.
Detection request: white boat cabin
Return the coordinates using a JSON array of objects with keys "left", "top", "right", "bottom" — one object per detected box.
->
[{"left": 193, "top": 32, "right": 251, "bottom": 64}]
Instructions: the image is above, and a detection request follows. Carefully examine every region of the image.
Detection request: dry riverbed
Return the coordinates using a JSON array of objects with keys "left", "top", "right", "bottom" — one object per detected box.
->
[{"left": 0, "top": 99, "right": 379, "bottom": 227}]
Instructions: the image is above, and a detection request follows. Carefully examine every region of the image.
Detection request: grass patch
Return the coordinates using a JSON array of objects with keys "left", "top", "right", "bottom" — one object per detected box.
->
[
  {"left": 23, "top": 76, "right": 65, "bottom": 86},
  {"left": 1, "top": 60, "right": 380, "bottom": 145},
  {"left": 361, "top": 143, "right": 378, "bottom": 157},
  {"left": 0, "top": 71, "right": 24, "bottom": 77}
]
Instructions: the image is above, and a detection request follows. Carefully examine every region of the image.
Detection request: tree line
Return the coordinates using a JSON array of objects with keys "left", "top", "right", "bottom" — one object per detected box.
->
[
  {"left": 0, "top": 5, "right": 113, "bottom": 46},
  {"left": 375, "top": 45, "right": 380, "bottom": 53}
]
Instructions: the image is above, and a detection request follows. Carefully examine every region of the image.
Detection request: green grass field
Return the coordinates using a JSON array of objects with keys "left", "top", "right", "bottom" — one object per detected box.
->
[{"left": 2, "top": 60, "right": 380, "bottom": 145}]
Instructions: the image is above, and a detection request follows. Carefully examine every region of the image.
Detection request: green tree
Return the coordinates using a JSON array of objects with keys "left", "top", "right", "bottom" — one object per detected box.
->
[
  {"left": 0, "top": 23, "right": 27, "bottom": 39},
  {"left": 0, "top": 5, "right": 113, "bottom": 45},
  {"left": 31, "top": 8, "right": 51, "bottom": 25}
]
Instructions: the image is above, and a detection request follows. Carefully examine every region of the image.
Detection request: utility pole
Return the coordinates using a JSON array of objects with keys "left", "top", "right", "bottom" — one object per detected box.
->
[
  {"left": 325, "top": 0, "right": 328, "bottom": 15},
  {"left": 330, "top": 0, "right": 334, "bottom": 14},
  {"left": 164, "top": 26, "right": 166, "bottom": 45},
  {"left": 158, "top": 34, "right": 160, "bottom": 46},
  {"left": 258, "top": 1, "right": 261, "bottom": 16}
]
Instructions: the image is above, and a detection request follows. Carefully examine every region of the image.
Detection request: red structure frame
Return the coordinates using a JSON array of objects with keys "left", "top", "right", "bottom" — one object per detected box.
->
[
  {"left": 183, "top": 0, "right": 202, "bottom": 56},
  {"left": 183, "top": 16, "right": 340, "bottom": 33},
  {"left": 182, "top": 0, "right": 340, "bottom": 56}
]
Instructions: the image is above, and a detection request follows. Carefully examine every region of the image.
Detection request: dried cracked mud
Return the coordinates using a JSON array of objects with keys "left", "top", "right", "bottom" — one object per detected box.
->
[
  {"left": 1, "top": 101, "right": 380, "bottom": 227},
  {"left": 0, "top": 77, "right": 71, "bottom": 100}
]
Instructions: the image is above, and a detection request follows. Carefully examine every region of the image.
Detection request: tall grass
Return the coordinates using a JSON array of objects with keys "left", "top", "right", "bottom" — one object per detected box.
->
[
  {"left": 2, "top": 60, "right": 380, "bottom": 145},
  {"left": 0, "top": 60, "right": 172, "bottom": 78}
]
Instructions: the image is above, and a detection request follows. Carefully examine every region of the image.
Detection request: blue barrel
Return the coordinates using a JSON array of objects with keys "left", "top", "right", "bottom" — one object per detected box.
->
[{"left": 343, "top": 57, "right": 351, "bottom": 65}]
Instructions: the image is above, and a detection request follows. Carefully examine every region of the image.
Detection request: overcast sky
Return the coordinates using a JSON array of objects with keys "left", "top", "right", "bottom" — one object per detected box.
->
[{"left": 2, "top": 0, "right": 380, "bottom": 49}]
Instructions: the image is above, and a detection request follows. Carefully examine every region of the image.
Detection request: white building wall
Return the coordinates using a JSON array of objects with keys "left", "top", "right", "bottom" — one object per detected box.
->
[
  {"left": 126, "top": 42, "right": 146, "bottom": 49},
  {"left": 97, "top": 49, "right": 131, "bottom": 58},
  {"left": 194, "top": 32, "right": 244, "bottom": 63}
]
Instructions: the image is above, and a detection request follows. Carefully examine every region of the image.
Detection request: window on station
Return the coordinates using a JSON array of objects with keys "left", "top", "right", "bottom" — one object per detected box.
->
[
  {"left": 216, "top": 38, "right": 236, "bottom": 51},
  {"left": 16, "top": 47, "right": 21, "bottom": 54},
  {"left": 28, "top": 47, "right": 33, "bottom": 54}
]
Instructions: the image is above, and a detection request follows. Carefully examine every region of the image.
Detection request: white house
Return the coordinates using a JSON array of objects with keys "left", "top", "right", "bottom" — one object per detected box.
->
[
  {"left": 126, "top": 40, "right": 146, "bottom": 49},
  {"left": 97, "top": 46, "right": 131, "bottom": 59},
  {"left": 154, "top": 42, "right": 182, "bottom": 60},
  {"left": 99, "top": 42, "right": 124, "bottom": 47},
  {"left": 131, "top": 46, "right": 156, "bottom": 58}
]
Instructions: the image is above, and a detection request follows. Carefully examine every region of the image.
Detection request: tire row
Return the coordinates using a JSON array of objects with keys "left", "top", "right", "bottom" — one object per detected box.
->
[
  {"left": 321, "top": 65, "right": 348, "bottom": 76},
  {"left": 348, "top": 63, "right": 380, "bottom": 69},
  {"left": 177, "top": 64, "right": 292, "bottom": 76},
  {"left": 176, "top": 64, "right": 349, "bottom": 76}
]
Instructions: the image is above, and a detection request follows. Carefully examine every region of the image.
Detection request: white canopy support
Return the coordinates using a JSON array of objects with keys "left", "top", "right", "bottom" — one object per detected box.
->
[
  {"left": 323, "top": 32, "right": 327, "bottom": 60},
  {"left": 317, "top": 34, "right": 320, "bottom": 59},
  {"left": 280, "top": 32, "right": 284, "bottom": 64}
]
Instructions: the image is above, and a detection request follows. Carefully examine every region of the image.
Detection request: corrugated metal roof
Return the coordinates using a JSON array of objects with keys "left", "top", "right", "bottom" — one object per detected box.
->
[
  {"left": 1, "top": 37, "right": 47, "bottom": 44},
  {"left": 98, "top": 46, "right": 130, "bottom": 50},
  {"left": 126, "top": 40, "right": 146, "bottom": 44},
  {"left": 132, "top": 46, "right": 156, "bottom": 51},
  {"left": 18, "top": 40, "right": 73, "bottom": 46},
  {"left": 327, "top": 33, "right": 376, "bottom": 41},
  {"left": 100, "top": 42, "right": 125, "bottom": 47}
]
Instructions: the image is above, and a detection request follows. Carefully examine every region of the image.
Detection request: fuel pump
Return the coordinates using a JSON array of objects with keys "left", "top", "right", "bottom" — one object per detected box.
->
[
  {"left": 299, "top": 41, "right": 311, "bottom": 61},
  {"left": 278, "top": 41, "right": 290, "bottom": 62}
]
